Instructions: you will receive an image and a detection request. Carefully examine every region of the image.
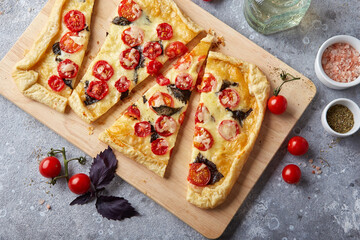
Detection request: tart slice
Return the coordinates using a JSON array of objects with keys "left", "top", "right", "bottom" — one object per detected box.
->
[
  {"left": 69, "top": 0, "right": 202, "bottom": 123},
  {"left": 186, "top": 51, "right": 270, "bottom": 208},
  {"left": 99, "top": 35, "right": 214, "bottom": 177},
  {"left": 12, "top": 0, "right": 96, "bottom": 112}
]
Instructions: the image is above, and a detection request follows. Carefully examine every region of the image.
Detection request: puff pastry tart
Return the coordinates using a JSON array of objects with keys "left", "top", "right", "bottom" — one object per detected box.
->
[
  {"left": 69, "top": 0, "right": 202, "bottom": 123},
  {"left": 12, "top": 0, "right": 95, "bottom": 112},
  {"left": 99, "top": 35, "right": 214, "bottom": 177},
  {"left": 186, "top": 51, "right": 270, "bottom": 209}
]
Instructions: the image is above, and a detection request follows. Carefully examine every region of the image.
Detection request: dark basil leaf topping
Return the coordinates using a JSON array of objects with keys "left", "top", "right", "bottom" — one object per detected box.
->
[
  {"left": 143, "top": 95, "right": 147, "bottom": 104},
  {"left": 85, "top": 25, "right": 90, "bottom": 32},
  {"left": 55, "top": 56, "right": 63, "bottom": 62},
  {"left": 194, "top": 153, "right": 224, "bottom": 185},
  {"left": 96, "top": 196, "right": 139, "bottom": 221},
  {"left": 120, "top": 90, "right": 129, "bottom": 100},
  {"left": 219, "top": 80, "right": 239, "bottom": 92},
  {"left": 52, "top": 42, "right": 61, "bottom": 55},
  {"left": 167, "top": 84, "right": 191, "bottom": 104},
  {"left": 134, "top": 45, "right": 145, "bottom": 70},
  {"left": 226, "top": 108, "right": 253, "bottom": 127},
  {"left": 70, "top": 191, "right": 95, "bottom": 205},
  {"left": 106, "top": 32, "right": 109, "bottom": 37},
  {"left": 150, "top": 132, "right": 159, "bottom": 143},
  {"left": 145, "top": 16, "right": 151, "bottom": 24},
  {"left": 84, "top": 81, "right": 99, "bottom": 106},
  {"left": 152, "top": 105, "right": 182, "bottom": 116},
  {"left": 112, "top": 16, "right": 131, "bottom": 26},
  {"left": 63, "top": 79, "right": 73, "bottom": 89}
]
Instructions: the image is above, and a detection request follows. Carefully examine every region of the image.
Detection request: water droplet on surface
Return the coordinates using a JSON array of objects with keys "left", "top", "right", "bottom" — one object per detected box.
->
[
  {"left": 0, "top": 209, "right": 6, "bottom": 218},
  {"left": 249, "top": 34, "right": 255, "bottom": 40},
  {"left": 289, "top": 225, "right": 294, "bottom": 231},
  {"left": 98, "top": 230, "right": 104, "bottom": 235},
  {"left": 312, "top": 20, "right": 322, "bottom": 29},
  {"left": 303, "top": 37, "right": 310, "bottom": 45},
  {"left": 293, "top": 127, "right": 301, "bottom": 134},
  {"left": 282, "top": 237, "right": 288, "bottom": 240},
  {"left": 96, "top": 217, "right": 102, "bottom": 223},
  {"left": 322, "top": 24, "right": 328, "bottom": 31},
  {"left": 108, "top": 229, "right": 113, "bottom": 235}
]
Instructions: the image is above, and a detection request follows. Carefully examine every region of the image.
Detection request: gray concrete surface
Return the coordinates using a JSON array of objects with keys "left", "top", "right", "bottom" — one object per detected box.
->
[{"left": 1, "top": 0, "right": 360, "bottom": 239}]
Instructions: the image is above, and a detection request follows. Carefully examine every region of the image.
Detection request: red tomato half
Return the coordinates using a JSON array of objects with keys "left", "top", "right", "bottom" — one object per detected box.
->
[
  {"left": 39, "top": 157, "right": 61, "bottom": 178},
  {"left": 60, "top": 32, "right": 83, "bottom": 54},
  {"left": 86, "top": 80, "right": 109, "bottom": 100},
  {"left": 193, "top": 126, "right": 214, "bottom": 151},
  {"left": 151, "top": 138, "right": 169, "bottom": 155},
  {"left": 268, "top": 95, "right": 288, "bottom": 115},
  {"left": 174, "top": 53, "right": 192, "bottom": 71},
  {"left": 156, "top": 23, "right": 173, "bottom": 40},
  {"left": 195, "top": 103, "right": 210, "bottom": 124},
  {"left": 64, "top": 10, "right": 86, "bottom": 32},
  {"left": 146, "top": 60, "right": 163, "bottom": 75},
  {"left": 143, "top": 42, "right": 162, "bottom": 60},
  {"left": 92, "top": 60, "right": 114, "bottom": 81},
  {"left": 179, "top": 111, "right": 186, "bottom": 125},
  {"left": 155, "top": 115, "right": 177, "bottom": 137},
  {"left": 175, "top": 73, "right": 193, "bottom": 90},
  {"left": 125, "top": 105, "right": 141, "bottom": 119},
  {"left": 118, "top": 0, "right": 142, "bottom": 22},
  {"left": 57, "top": 59, "right": 79, "bottom": 79},
  {"left": 148, "top": 92, "right": 174, "bottom": 109},
  {"left": 288, "top": 136, "right": 309, "bottom": 156},
  {"left": 187, "top": 163, "right": 211, "bottom": 187},
  {"left": 198, "top": 73, "right": 217, "bottom": 92},
  {"left": 134, "top": 121, "right": 152, "bottom": 137},
  {"left": 68, "top": 173, "right": 91, "bottom": 195},
  {"left": 48, "top": 75, "right": 65, "bottom": 92},
  {"left": 121, "top": 27, "right": 144, "bottom": 47},
  {"left": 165, "top": 41, "right": 188, "bottom": 59},
  {"left": 120, "top": 48, "right": 140, "bottom": 70},
  {"left": 156, "top": 74, "right": 170, "bottom": 86},
  {"left": 282, "top": 164, "right": 301, "bottom": 184},
  {"left": 219, "top": 88, "right": 240, "bottom": 109},
  {"left": 218, "top": 120, "right": 240, "bottom": 141},
  {"left": 115, "top": 76, "right": 131, "bottom": 93}
]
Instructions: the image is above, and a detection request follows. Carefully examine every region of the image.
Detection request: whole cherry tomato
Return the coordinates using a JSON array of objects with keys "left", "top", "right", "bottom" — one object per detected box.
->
[
  {"left": 268, "top": 95, "right": 287, "bottom": 115},
  {"left": 68, "top": 173, "right": 91, "bottom": 195},
  {"left": 39, "top": 157, "right": 61, "bottom": 178},
  {"left": 288, "top": 136, "right": 309, "bottom": 156},
  {"left": 282, "top": 164, "right": 301, "bottom": 184}
]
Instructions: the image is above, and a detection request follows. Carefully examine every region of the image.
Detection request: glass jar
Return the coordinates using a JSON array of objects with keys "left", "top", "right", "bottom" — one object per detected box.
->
[{"left": 244, "top": 0, "right": 311, "bottom": 35}]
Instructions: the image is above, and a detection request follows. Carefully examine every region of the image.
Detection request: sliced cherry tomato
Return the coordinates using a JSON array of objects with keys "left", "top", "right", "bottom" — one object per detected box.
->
[
  {"left": 174, "top": 53, "right": 192, "bottom": 71},
  {"left": 57, "top": 59, "right": 79, "bottom": 79},
  {"left": 39, "top": 156, "right": 61, "bottom": 178},
  {"left": 119, "top": 48, "right": 140, "bottom": 70},
  {"left": 218, "top": 120, "right": 240, "bottom": 141},
  {"left": 193, "top": 126, "right": 214, "bottom": 151},
  {"left": 121, "top": 27, "right": 144, "bottom": 47},
  {"left": 151, "top": 138, "right": 169, "bottom": 155},
  {"left": 155, "top": 115, "right": 177, "bottom": 137},
  {"left": 195, "top": 103, "right": 210, "bottom": 124},
  {"left": 115, "top": 76, "right": 131, "bottom": 93},
  {"left": 68, "top": 173, "right": 91, "bottom": 195},
  {"left": 64, "top": 10, "right": 86, "bottom": 32},
  {"left": 86, "top": 80, "right": 109, "bottom": 100},
  {"left": 156, "top": 23, "right": 173, "bottom": 40},
  {"left": 198, "top": 73, "right": 217, "bottom": 92},
  {"left": 268, "top": 95, "right": 288, "bottom": 115},
  {"left": 196, "top": 65, "right": 206, "bottom": 92},
  {"left": 118, "top": 0, "right": 142, "bottom": 22},
  {"left": 219, "top": 88, "right": 240, "bottom": 109},
  {"left": 143, "top": 42, "right": 163, "bottom": 60},
  {"left": 48, "top": 75, "right": 65, "bottom": 92},
  {"left": 148, "top": 92, "right": 174, "bottom": 109},
  {"left": 125, "top": 105, "right": 140, "bottom": 119},
  {"left": 187, "top": 162, "right": 211, "bottom": 187},
  {"left": 179, "top": 111, "right": 186, "bottom": 125},
  {"left": 288, "top": 136, "right": 309, "bottom": 156},
  {"left": 282, "top": 164, "right": 301, "bottom": 184},
  {"left": 92, "top": 60, "right": 114, "bottom": 81},
  {"left": 59, "top": 32, "right": 83, "bottom": 54},
  {"left": 165, "top": 41, "right": 188, "bottom": 59},
  {"left": 147, "top": 60, "right": 163, "bottom": 75},
  {"left": 156, "top": 74, "right": 170, "bottom": 86},
  {"left": 175, "top": 73, "right": 193, "bottom": 90},
  {"left": 134, "top": 121, "right": 152, "bottom": 137}
]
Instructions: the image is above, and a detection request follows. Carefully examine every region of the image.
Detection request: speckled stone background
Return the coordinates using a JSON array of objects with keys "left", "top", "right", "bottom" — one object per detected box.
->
[{"left": 1, "top": 0, "right": 360, "bottom": 239}]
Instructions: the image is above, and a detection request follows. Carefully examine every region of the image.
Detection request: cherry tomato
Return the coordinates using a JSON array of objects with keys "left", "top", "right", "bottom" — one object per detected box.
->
[
  {"left": 175, "top": 73, "right": 193, "bottom": 90},
  {"left": 121, "top": 27, "right": 144, "bottom": 47},
  {"left": 187, "top": 162, "right": 211, "bottom": 187},
  {"left": 193, "top": 126, "right": 214, "bottom": 151},
  {"left": 155, "top": 115, "right": 177, "bottom": 137},
  {"left": 143, "top": 42, "right": 162, "bottom": 60},
  {"left": 268, "top": 95, "right": 288, "bottom": 115},
  {"left": 60, "top": 32, "right": 83, "bottom": 54},
  {"left": 134, "top": 121, "right": 152, "bottom": 137},
  {"left": 92, "top": 60, "right": 114, "bottom": 81},
  {"left": 118, "top": 0, "right": 142, "bottom": 22},
  {"left": 86, "top": 80, "right": 109, "bottom": 100},
  {"left": 218, "top": 120, "right": 240, "bottom": 141},
  {"left": 198, "top": 73, "right": 217, "bottom": 92},
  {"left": 125, "top": 105, "right": 140, "bottom": 119},
  {"left": 148, "top": 92, "right": 174, "bottom": 110},
  {"left": 68, "top": 173, "right": 91, "bottom": 195},
  {"left": 179, "top": 111, "right": 186, "bottom": 125},
  {"left": 219, "top": 88, "right": 240, "bottom": 109},
  {"left": 146, "top": 60, "right": 163, "bottom": 75},
  {"left": 282, "top": 164, "right": 301, "bottom": 184},
  {"left": 120, "top": 48, "right": 140, "bottom": 70},
  {"left": 288, "top": 136, "right": 309, "bottom": 156},
  {"left": 195, "top": 103, "right": 210, "bottom": 124},
  {"left": 39, "top": 156, "right": 61, "bottom": 178},
  {"left": 151, "top": 138, "right": 169, "bottom": 155},
  {"left": 64, "top": 10, "right": 86, "bottom": 32},
  {"left": 165, "top": 41, "right": 188, "bottom": 59},
  {"left": 156, "top": 74, "right": 170, "bottom": 86},
  {"left": 156, "top": 23, "right": 173, "bottom": 40},
  {"left": 174, "top": 53, "right": 192, "bottom": 71},
  {"left": 48, "top": 75, "right": 65, "bottom": 92},
  {"left": 57, "top": 59, "right": 79, "bottom": 79},
  {"left": 115, "top": 76, "right": 131, "bottom": 93}
]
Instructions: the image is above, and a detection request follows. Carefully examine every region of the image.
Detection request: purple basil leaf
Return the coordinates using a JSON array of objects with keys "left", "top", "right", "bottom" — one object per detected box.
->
[
  {"left": 90, "top": 146, "right": 118, "bottom": 190},
  {"left": 70, "top": 191, "right": 94, "bottom": 205},
  {"left": 96, "top": 196, "right": 139, "bottom": 221}
]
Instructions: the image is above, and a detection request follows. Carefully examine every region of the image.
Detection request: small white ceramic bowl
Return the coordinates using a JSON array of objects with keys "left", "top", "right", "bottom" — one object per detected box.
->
[
  {"left": 315, "top": 35, "right": 360, "bottom": 90},
  {"left": 321, "top": 98, "right": 360, "bottom": 137}
]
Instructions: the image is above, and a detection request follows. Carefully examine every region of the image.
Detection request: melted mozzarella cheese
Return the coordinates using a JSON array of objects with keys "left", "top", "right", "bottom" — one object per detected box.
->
[
  {"left": 60, "top": 63, "right": 75, "bottom": 73},
  {"left": 122, "top": 48, "right": 138, "bottom": 67},
  {"left": 194, "top": 131, "right": 211, "bottom": 149},
  {"left": 219, "top": 121, "right": 238, "bottom": 140},
  {"left": 124, "top": 26, "right": 144, "bottom": 42}
]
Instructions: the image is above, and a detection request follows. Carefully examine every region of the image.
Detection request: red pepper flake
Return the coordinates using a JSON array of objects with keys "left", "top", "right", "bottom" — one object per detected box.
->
[{"left": 322, "top": 43, "right": 360, "bottom": 83}]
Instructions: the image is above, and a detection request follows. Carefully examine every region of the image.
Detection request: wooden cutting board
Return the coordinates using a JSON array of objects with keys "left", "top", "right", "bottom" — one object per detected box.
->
[{"left": 0, "top": 0, "right": 316, "bottom": 238}]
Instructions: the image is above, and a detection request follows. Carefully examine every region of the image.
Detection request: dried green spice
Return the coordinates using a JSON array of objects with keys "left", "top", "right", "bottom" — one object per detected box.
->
[{"left": 326, "top": 104, "right": 354, "bottom": 133}]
